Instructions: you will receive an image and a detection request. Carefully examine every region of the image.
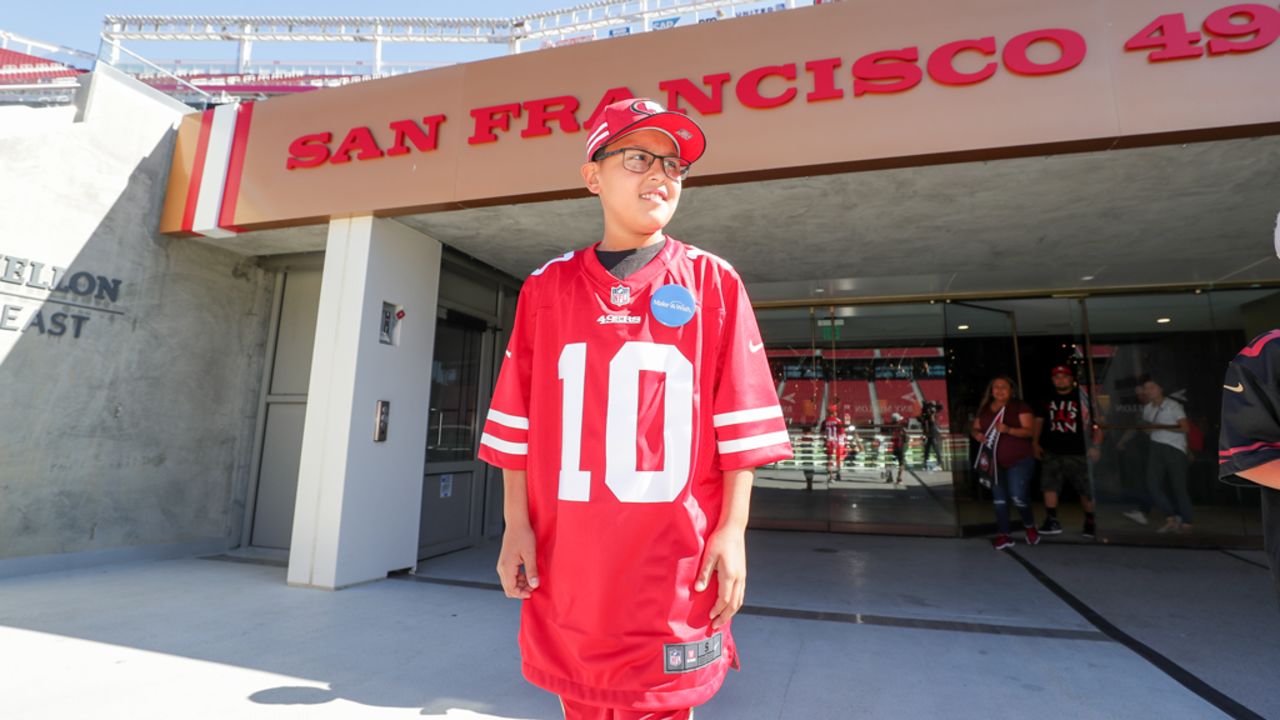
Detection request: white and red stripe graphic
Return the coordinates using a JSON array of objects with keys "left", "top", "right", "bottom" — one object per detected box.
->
[
  {"left": 180, "top": 101, "right": 255, "bottom": 238},
  {"left": 480, "top": 408, "right": 530, "bottom": 468},
  {"left": 712, "top": 404, "right": 790, "bottom": 470}
]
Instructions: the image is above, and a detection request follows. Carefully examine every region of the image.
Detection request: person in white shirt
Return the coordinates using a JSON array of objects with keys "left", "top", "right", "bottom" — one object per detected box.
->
[{"left": 1139, "top": 376, "right": 1193, "bottom": 533}]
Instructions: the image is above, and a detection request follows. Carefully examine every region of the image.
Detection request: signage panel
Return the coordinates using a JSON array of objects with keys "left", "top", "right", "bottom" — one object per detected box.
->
[{"left": 160, "top": 0, "right": 1280, "bottom": 237}]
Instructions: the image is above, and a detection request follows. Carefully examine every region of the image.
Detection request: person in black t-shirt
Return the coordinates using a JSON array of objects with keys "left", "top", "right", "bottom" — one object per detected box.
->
[
  {"left": 918, "top": 401, "right": 944, "bottom": 471},
  {"left": 1219, "top": 328, "right": 1280, "bottom": 604},
  {"left": 1034, "top": 366, "right": 1102, "bottom": 538}
]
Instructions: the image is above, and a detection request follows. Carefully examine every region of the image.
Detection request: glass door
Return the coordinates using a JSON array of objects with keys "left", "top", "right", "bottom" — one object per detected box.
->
[
  {"left": 942, "top": 302, "right": 1023, "bottom": 532},
  {"left": 751, "top": 306, "right": 831, "bottom": 531},
  {"left": 751, "top": 302, "right": 958, "bottom": 535},
  {"left": 420, "top": 309, "right": 493, "bottom": 560},
  {"left": 1083, "top": 292, "right": 1259, "bottom": 546},
  {"left": 944, "top": 298, "right": 1104, "bottom": 539}
]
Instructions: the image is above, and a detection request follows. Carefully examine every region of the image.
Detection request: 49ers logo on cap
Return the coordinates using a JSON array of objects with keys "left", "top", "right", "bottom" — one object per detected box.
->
[{"left": 630, "top": 100, "right": 664, "bottom": 116}]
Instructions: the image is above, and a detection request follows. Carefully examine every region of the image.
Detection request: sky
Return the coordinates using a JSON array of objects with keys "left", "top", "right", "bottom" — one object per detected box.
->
[{"left": 3, "top": 1, "right": 597, "bottom": 65}]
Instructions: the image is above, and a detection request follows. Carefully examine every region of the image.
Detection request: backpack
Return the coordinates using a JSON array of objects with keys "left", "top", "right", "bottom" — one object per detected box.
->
[{"left": 1185, "top": 419, "right": 1204, "bottom": 454}]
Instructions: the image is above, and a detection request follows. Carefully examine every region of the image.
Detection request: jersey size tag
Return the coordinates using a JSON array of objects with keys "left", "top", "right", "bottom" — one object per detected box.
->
[
  {"left": 650, "top": 284, "right": 696, "bottom": 328},
  {"left": 663, "top": 632, "right": 722, "bottom": 674}
]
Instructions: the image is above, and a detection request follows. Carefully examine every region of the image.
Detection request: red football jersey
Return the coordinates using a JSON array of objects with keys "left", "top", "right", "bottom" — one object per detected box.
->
[
  {"left": 823, "top": 416, "right": 847, "bottom": 444},
  {"left": 477, "top": 237, "right": 792, "bottom": 710}
]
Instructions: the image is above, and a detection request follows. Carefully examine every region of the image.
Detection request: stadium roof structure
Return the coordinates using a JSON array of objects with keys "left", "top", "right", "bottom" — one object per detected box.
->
[
  {"left": 1, "top": 1, "right": 818, "bottom": 106},
  {"left": 95, "top": 1, "right": 813, "bottom": 104}
]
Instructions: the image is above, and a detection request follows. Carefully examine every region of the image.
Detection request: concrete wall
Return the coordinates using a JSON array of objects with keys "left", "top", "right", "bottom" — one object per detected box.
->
[
  {"left": 288, "top": 216, "right": 440, "bottom": 590},
  {"left": 0, "top": 104, "right": 78, "bottom": 140},
  {"left": 0, "top": 67, "right": 275, "bottom": 575}
]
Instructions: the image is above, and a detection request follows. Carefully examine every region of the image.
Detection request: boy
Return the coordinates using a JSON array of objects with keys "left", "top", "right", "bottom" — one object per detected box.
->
[{"left": 477, "top": 98, "right": 793, "bottom": 720}]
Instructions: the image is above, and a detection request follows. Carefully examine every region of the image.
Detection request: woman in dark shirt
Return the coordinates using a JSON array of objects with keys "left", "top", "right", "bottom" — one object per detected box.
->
[{"left": 971, "top": 376, "right": 1039, "bottom": 550}]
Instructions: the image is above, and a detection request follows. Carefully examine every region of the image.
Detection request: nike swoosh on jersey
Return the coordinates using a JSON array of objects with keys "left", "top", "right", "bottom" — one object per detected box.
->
[
  {"left": 505, "top": 350, "right": 512, "bottom": 359},
  {"left": 1223, "top": 383, "right": 1244, "bottom": 393},
  {"left": 749, "top": 342, "right": 764, "bottom": 353}
]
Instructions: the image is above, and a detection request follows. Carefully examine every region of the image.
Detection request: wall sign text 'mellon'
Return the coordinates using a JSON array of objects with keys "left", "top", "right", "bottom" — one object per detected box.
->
[
  {"left": 0, "top": 253, "right": 126, "bottom": 339},
  {"left": 284, "top": 4, "right": 1278, "bottom": 169}
]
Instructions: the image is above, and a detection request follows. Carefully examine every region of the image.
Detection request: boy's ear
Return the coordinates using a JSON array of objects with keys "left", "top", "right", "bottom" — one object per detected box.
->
[{"left": 581, "top": 162, "right": 602, "bottom": 195}]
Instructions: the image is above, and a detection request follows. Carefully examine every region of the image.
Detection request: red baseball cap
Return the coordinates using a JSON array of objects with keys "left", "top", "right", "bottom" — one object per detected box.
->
[
  {"left": 828, "top": 404, "right": 838, "bottom": 413},
  {"left": 585, "top": 98, "right": 707, "bottom": 166},
  {"left": 1051, "top": 365, "right": 1073, "bottom": 377}
]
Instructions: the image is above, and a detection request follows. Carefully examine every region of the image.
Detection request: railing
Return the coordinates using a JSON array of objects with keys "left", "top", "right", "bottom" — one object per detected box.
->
[
  {"left": 0, "top": 28, "right": 97, "bottom": 61},
  {"left": 101, "top": 1, "right": 813, "bottom": 73},
  {"left": 97, "top": 36, "right": 216, "bottom": 106}
]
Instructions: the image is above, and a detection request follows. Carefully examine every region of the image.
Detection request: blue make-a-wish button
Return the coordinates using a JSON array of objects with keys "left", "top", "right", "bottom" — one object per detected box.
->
[{"left": 650, "top": 284, "right": 697, "bottom": 328}]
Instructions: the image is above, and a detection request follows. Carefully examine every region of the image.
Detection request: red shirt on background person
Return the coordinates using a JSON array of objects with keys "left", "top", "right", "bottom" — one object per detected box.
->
[
  {"left": 976, "top": 397, "right": 1035, "bottom": 469},
  {"left": 972, "top": 376, "right": 1040, "bottom": 550}
]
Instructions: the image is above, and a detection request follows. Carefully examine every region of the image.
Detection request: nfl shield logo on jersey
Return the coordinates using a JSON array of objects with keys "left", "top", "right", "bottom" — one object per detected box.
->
[
  {"left": 610, "top": 285, "right": 631, "bottom": 306},
  {"left": 668, "top": 648, "right": 683, "bottom": 669}
]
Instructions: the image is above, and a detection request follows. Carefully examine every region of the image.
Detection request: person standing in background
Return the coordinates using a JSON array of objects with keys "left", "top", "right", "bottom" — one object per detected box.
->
[
  {"left": 1140, "top": 376, "right": 1193, "bottom": 534},
  {"left": 1034, "top": 366, "right": 1102, "bottom": 538},
  {"left": 823, "top": 404, "right": 848, "bottom": 479},
  {"left": 918, "top": 401, "right": 944, "bottom": 471},
  {"left": 972, "top": 376, "right": 1039, "bottom": 550},
  {"left": 886, "top": 412, "right": 908, "bottom": 485},
  {"left": 1118, "top": 380, "right": 1155, "bottom": 526}
]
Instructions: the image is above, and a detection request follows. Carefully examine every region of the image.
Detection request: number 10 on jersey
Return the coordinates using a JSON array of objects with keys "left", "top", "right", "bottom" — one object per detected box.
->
[{"left": 558, "top": 341, "right": 695, "bottom": 504}]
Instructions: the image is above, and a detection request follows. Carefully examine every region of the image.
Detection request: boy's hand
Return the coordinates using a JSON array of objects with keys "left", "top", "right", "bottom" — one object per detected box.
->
[
  {"left": 695, "top": 527, "right": 746, "bottom": 630},
  {"left": 497, "top": 522, "right": 540, "bottom": 599}
]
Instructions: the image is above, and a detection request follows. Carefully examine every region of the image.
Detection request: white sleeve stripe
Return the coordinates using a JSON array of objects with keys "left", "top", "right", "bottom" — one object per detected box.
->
[
  {"left": 713, "top": 405, "right": 783, "bottom": 427},
  {"left": 481, "top": 433, "right": 528, "bottom": 455},
  {"left": 486, "top": 409, "right": 529, "bottom": 430},
  {"left": 718, "top": 431, "right": 792, "bottom": 454}
]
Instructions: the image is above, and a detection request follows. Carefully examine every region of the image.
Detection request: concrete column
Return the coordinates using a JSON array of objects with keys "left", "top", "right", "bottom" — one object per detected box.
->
[{"left": 287, "top": 216, "right": 441, "bottom": 590}]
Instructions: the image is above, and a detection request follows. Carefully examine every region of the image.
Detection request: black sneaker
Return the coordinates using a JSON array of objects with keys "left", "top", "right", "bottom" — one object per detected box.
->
[
  {"left": 1082, "top": 520, "right": 1096, "bottom": 538},
  {"left": 1038, "top": 517, "right": 1063, "bottom": 535}
]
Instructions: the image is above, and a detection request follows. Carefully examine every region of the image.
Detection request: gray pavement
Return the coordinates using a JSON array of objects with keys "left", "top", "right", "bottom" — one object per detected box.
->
[{"left": 0, "top": 530, "right": 1273, "bottom": 719}]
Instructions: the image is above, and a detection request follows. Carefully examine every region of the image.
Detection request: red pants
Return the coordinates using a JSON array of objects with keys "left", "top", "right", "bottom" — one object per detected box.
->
[{"left": 559, "top": 696, "right": 695, "bottom": 720}]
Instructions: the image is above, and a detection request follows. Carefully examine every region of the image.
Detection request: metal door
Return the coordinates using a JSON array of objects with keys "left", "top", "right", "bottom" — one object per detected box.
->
[
  {"left": 248, "top": 268, "right": 321, "bottom": 550},
  {"left": 419, "top": 309, "right": 494, "bottom": 559}
]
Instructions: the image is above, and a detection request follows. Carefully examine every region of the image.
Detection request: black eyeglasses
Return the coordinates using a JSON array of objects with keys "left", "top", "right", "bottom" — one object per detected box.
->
[{"left": 593, "top": 147, "right": 691, "bottom": 181}]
